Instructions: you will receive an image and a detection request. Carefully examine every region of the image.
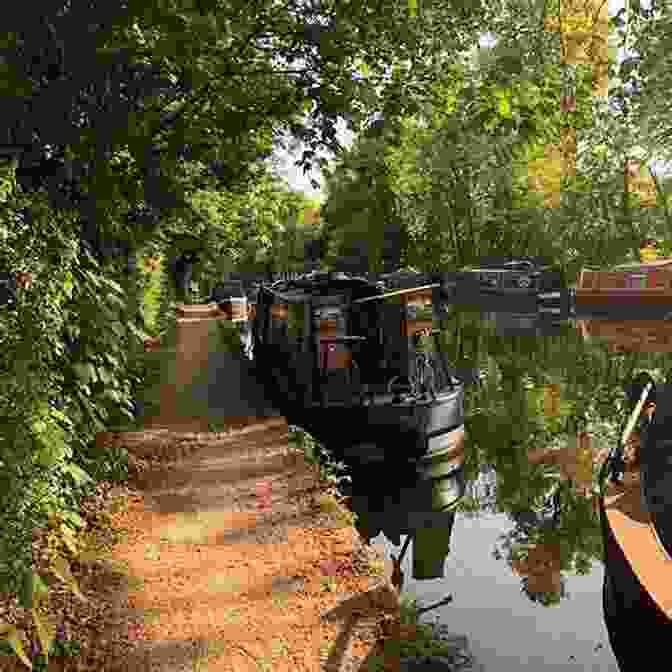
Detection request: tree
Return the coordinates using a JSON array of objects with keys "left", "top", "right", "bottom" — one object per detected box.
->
[{"left": 322, "top": 120, "right": 406, "bottom": 274}]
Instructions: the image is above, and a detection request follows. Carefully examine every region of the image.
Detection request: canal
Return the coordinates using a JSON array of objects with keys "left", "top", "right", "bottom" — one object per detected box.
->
[{"left": 337, "top": 298, "right": 672, "bottom": 671}]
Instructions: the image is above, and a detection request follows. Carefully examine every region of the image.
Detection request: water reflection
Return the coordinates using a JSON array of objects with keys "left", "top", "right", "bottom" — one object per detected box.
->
[
  {"left": 338, "top": 444, "right": 476, "bottom": 663},
  {"left": 345, "top": 459, "right": 465, "bottom": 583},
  {"left": 243, "top": 282, "right": 672, "bottom": 669},
  {"left": 349, "top": 300, "right": 672, "bottom": 671}
]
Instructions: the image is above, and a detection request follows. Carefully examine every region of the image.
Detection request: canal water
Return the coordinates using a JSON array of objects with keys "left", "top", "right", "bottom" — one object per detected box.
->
[{"left": 339, "top": 298, "right": 672, "bottom": 671}]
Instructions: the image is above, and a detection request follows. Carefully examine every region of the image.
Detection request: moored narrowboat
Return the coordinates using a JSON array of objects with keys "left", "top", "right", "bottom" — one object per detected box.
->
[
  {"left": 250, "top": 271, "right": 465, "bottom": 460},
  {"left": 575, "top": 258, "right": 672, "bottom": 311},
  {"left": 442, "top": 257, "right": 568, "bottom": 303},
  {"left": 600, "top": 377, "right": 672, "bottom": 670}
]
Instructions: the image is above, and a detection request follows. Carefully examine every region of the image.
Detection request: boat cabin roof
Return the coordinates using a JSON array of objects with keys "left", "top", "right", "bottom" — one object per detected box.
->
[
  {"left": 261, "top": 272, "right": 382, "bottom": 304},
  {"left": 464, "top": 256, "right": 552, "bottom": 271}
]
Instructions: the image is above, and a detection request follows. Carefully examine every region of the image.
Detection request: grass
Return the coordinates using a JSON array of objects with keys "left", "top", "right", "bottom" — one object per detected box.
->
[
  {"left": 367, "top": 593, "right": 475, "bottom": 671},
  {"left": 0, "top": 636, "right": 83, "bottom": 671},
  {"left": 312, "top": 492, "right": 358, "bottom": 527},
  {"left": 396, "top": 595, "right": 469, "bottom": 661}
]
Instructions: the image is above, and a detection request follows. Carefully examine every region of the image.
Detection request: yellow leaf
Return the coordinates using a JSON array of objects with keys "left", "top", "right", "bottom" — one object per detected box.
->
[
  {"left": 58, "top": 524, "right": 80, "bottom": 556},
  {"left": 31, "top": 609, "right": 55, "bottom": 662},
  {"left": 640, "top": 247, "right": 658, "bottom": 262},
  {"left": 543, "top": 384, "right": 562, "bottom": 418},
  {"left": 0, "top": 623, "right": 32, "bottom": 669},
  {"left": 50, "top": 555, "right": 88, "bottom": 603},
  {"left": 408, "top": 0, "right": 417, "bottom": 17}
]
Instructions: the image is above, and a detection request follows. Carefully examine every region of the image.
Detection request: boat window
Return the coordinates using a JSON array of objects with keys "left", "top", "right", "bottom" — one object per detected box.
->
[
  {"left": 316, "top": 306, "right": 342, "bottom": 322},
  {"left": 479, "top": 272, "right": 500, "bottom": 286}
]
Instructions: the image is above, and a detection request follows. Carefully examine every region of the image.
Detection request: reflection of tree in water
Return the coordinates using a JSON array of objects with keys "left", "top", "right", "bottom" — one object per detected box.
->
[
  {"left": 435, "top": 306, "right": 672, "bottom": 606},
  {"left": 494, "top": 480, "right": 601, "bottom": 605},
  {"left": 513, "top": 542, "right": 566, "bottom": 606},
  {"left": 458, "top": 464, "right": 497, "bottom": 516}
]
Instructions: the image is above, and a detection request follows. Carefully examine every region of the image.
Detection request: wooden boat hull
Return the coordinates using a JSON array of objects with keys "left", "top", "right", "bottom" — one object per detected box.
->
[
  {"left": 576, "top": 264, "right": 672, "bottom": 308},
  {"left": 600, "top": 493, "right": 671, "bottom": 670},
  {"left": 575, "top": 290, "right": 672, "bottom": 306},
  {"left": 601, "top": 381, "right": 672, "bottom": 672}
]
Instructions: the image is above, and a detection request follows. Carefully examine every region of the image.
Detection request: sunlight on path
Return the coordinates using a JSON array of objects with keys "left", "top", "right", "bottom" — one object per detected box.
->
[{"left": 99, "top": 313, "right": 394, "bottom": 672}]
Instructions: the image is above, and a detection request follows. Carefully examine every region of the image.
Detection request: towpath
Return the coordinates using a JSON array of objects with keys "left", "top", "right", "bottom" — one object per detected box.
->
[{"left": 50, "top": 309, "right": 400, "bottom": 672}]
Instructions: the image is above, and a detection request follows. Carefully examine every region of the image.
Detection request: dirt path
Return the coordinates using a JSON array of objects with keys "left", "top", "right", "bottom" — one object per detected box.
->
[
  {"left": 142, "top": 316, "right": 279, "bottom": 432},
  {"left": 29, "top": 312, "right": 401, "bottom": 672}
]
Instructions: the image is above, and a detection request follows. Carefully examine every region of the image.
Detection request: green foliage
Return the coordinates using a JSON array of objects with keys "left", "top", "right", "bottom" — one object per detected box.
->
[
  {"left": 0, "top": 189, "right": 144, "bottom": 668},
  {"left": 139, "top": 254, "right": 165, "bottom": 337},
  {"left": 215, "top": 320, "right": 245, "bottom": 357},
  {"left": 0, "top": 629, "right": 82, "bottom": 669},
  {"left": 437, "top": 309, "right": 670, "bottom": 607},
  {"left": 287, "top": 426, "right": 351, "bottom": 490},
  {"left": 322, "top": 4, "right": 672, "bottom": 276}
]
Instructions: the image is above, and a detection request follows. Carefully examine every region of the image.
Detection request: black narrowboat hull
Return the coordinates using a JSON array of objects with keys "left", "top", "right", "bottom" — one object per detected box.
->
[
  {"left": 249, "top": 272, "right": 465, "bottom": 460},
  {"left": 600, "top": 495, "right": 671, "bottom": 671},
  {"left": 442, "top": 267, "right": 568, "bottom": 304},
  {"left": 259, "top": 371, "right": 465, "bottom": 461},
  {"left": 600, "top": 381, "right": 672, "bottom": 671}
]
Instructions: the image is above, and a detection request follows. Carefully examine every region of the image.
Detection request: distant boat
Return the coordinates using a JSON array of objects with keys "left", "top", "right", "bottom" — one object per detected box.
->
[
  {"left": 600, "top": 377, "right": 672, "bottom": 670},
  {"left": 575, "top": 258, "right": 672, "bottom": 311},
  {"left": 250, "top": 271, "right": 465, "bottom": 460},
  {"left": 442, "top": 257, "right": 568, "bottom": 303}
]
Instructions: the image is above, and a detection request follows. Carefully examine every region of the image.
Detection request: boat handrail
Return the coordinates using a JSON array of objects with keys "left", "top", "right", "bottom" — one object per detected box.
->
[
  {"left": 351, "top": 283, "right": 440, "bottom": 304},
  {"left": 318, "top": 336, "right": 368, "bottom": 342},
  {"left": 260, "top": 286, "right": 308, "bottom": 303}
]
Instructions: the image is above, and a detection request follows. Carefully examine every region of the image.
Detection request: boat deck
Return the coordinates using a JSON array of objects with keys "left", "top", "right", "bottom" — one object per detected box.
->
[{"left": 603, "top": 470, "right": 672, "bottom": 618}]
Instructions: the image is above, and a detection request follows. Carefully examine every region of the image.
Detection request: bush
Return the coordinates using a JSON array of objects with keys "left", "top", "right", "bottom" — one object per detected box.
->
[{"left": 0, "top": 183, "right": 154, "bottom": 665}]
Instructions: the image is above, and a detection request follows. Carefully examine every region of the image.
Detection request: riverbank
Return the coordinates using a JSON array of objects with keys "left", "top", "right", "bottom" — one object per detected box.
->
[{"left": 0, "top": 311, "right": 476, "bottom": 671}]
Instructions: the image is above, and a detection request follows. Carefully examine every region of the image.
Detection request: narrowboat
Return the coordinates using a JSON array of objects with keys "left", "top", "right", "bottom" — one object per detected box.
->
[
  {"left": 250, "top": 271, "right": 465, "bottom": 460},
  {"left": 378, "top": 269, "right": 441, "bottom": 292},
  {"left": 208, "top": 279, "right": 249, "bottom": 320},
  {"left": 442, "top": 257, "right": 568, "bottom": 303},
  {"left": 599, "top": 376, "right": 672, "bottom": 670},
  {"left": 575, "top": 258, "right": 672, "bottom": 312}
]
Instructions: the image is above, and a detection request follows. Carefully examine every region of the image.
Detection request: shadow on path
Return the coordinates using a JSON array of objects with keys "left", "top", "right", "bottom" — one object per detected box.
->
[{"left": 142, "top": 317, "right": 280, "bottom": 431}]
